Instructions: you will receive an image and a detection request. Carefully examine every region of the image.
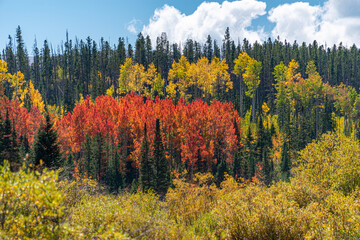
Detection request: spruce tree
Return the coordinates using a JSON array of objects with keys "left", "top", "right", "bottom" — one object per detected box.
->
[
  {"left": 257, "top": 115, "right": 271, "bottom": 185},
  {"left": 139, "top": 123, "right": 155, "bottom": 191},
  {"left": 33, "top": 112, "right": 61, "bottom": 169},
  {"left": 83, "top": 134, "right": 93, "bottom": 177},
  {"left": 0, "top": 110, "right": 20, "bottom": 168},
  {"left": 216, "top": 159, "right": 228, "bottom": 185},
  {"left": 281, "top": 140, "right": 291, "bottom": 181},
  {"left": 106, "top": 147, "right": 124, "bottom": 193},
  {"left": 245, "top": 126, "right": 255, "bottom": 179},
  {"left": 15, "top": 26, "right": 30, "bottom": 80},
  {"left": 232, "top": 118, "right": 242, "bottom": 179},
  {"left": 90, "top": 132, "right": 104, "bottom": 182},
  {"left": 153, "top": 118, "right": 169, "bottom": 195}
]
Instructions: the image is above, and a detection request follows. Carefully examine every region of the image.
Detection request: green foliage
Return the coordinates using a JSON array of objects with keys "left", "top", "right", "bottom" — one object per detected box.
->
[
  {"left": 139, "top": 123, "right": 155, "bottom": 191},
  {"left": 295, "top": 132, "right": 360, "bottom": 195},
  {"left": 33, "top": 112, "right": 61, "bottom": 169},
  {"left": 154, "top": 118, "right": 170, "bottom": 195},
  {"left": 68, "top": 192, "right": 180, "bottom": 239},
  {"left": 0, "top": 161, "right": 67, "bottom": 239},
  {"left": 0, "top": 110, "right": 20, "bottom": 168}
]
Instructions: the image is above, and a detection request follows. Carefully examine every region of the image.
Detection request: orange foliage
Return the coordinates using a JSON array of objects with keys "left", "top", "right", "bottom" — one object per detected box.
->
[
  {"left": 56, "top": 94, "right": 241, "bottom": 172},
  {"left": 0, "top": 96, "right": 43, "bottom": 145}
]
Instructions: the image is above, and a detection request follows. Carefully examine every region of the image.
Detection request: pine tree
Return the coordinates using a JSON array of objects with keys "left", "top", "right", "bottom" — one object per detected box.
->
[
  {"left": 204, "top": 35, "right": 213, "bottom": 62},
  {"left": 139, "top": 123, "right": 155, "bottom": 191},
  {"left": 232, "top": 118, "right": 242, "bottom": 179},
  {"left": 135, "top": 33, "right": 146, "bottom": 66},
  {"left": 153, "top": 118, "right": 169, "bottom": 195},
  {"left": 83, "top": 134, "right": 93, "bottom": 177},
  {"left": 90, "top": 132, "right": 104, "bottom": 182},
  {"left": 257, "top": 115, "right": 271, "bottom": 185},
  {"left": 216, "top": 159, "right": 228, "bottom": 185},
  {"left": 245, "top": 126, "right": 255, "bottom": 179},
  {"left": 0, "top": 110, "right": 20, "bottom": 169},
  {"left": 15, "top": 26, "right": 30, "bottom": 80},
  {"left": 281, "top": 140, "right": 291, "bottom": 181},
  {"left": 107, "top": 148, "right": 124, "bottom": 193},
  {"left": 33, "top": 112, "right": 61, "bottom": 169}
]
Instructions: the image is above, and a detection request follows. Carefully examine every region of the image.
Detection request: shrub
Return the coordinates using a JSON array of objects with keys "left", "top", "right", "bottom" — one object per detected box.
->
[{"left": 0, "top": 161, "right": 67, "bottom": 239}]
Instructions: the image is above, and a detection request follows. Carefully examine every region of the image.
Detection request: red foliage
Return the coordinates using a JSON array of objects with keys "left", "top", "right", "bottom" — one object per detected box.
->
[
  {"left": 0, "top": 96, "right": 43, "bottom": 145},
  {"left": 56, "top": 94, "right": 241, "bottom": 172}
]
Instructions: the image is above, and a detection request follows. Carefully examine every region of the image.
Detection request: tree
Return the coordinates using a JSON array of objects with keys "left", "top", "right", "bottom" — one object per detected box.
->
[
  {"left": 135, "top": 33, "right": 146, "bottom": 66},
  {"left": 15, "top": 26, "right": 30, "bottom": 80},
  {"left": 0, "top": 110, "right": 20, "bottom": 169},
  {"left": 281, "top": 140, "right": 290, "bottom": 181},
  {"left": 153, "top": 118, "right": 169, "bottom": 195},
  {"left": 33, "top": 112, "right": 61, "bottom": 169},
  {"left": 243, "top": 58, "right": 262, "bottom": 128},
  {"left": 139, "top": 123, "right": 155, "bottom": 191}
]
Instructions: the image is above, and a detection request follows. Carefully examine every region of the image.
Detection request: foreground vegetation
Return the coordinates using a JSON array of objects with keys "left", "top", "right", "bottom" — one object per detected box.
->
[{"left": 1, "top": 132, "right": 360, "bottom": 239}]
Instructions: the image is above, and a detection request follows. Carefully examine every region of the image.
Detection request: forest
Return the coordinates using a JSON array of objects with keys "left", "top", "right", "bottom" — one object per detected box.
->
[{"left": 1, "top": 26, "right": 360, "bottom": 239}]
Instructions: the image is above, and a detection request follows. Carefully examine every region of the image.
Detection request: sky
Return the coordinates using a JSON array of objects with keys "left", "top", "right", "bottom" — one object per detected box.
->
[{"left": 1, "top": 0, "right": 360, "bottom": 53}]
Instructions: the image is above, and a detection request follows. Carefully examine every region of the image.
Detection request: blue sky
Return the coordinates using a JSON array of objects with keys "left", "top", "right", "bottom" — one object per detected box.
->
[{"left": 1, "top": 0, "right": 359, "bottom": 52}]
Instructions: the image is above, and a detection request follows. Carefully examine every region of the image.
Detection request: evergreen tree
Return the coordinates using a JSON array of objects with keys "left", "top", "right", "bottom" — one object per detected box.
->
[
  {"left": 232, "top": 118, "right": 242, "bottom": 179},
  {"left": 145, "top": 35, "right": 153, "bottom": 65},
  {"left": 90, "top": 132, "right": 104, "bottom": 182},
  {"left": 15, "top": 26, "right": 30, "bottom": 80},
  {"left": 245, "top": 126, "right": 256, "bottom": 179},
  {"left": 281, "top": 140, "right": 291, "bottom": 181},
  {"left": 106, "top": 146, "right": 124, "bottom": 193},
  {"left": 135, "top": 33, "right": 146, "bottom": 66},
  {"left": 0, "top": 110, "right": 20, "bottom": 169},
  {"left": 33, "top": 112, "right": 61, "bottom": 169},
  {"left": 216, "top": 159, "right": 228, "bottom": 185},
  {"left": 153, "top": 119, "right": 169, "bottom": 195},
  {"left": 257, "top": 115, "right": 271, "bottom": 185},
  {"left": 139, "top": 123, "right": 155, "bottom": 191},
  {"left": 213, "top": 39, "right": 221, "bottom": 59},
  {"left": 127, "top": 44, "right": 134, "bottom": 59},
  {"left": 83, "top": 134, "right": 93, "bottom": 177},
  {"left": 204, "top": 35, "right": 213, "bottom": 62}
]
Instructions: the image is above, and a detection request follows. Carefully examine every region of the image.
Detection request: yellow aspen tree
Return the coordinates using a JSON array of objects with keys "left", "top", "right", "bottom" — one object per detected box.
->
[
  {"left": 210, "top": 57, "right": 232, "bottom": 100},
  {"left": 167, "top": 56, "right": 191, "bottom": 101},
  {"left": 20, "top": 81, "right": 45, "bottom": 113},
  {"left": 118, "top": 58, "right": 134, "bottom": 96}
]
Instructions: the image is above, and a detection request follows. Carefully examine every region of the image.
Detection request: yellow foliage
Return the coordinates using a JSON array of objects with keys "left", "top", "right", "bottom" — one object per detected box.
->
[
  {"left": 0, "top": 161, "right": 67, "bottom": 239},
  {"left": 20, "top": 80, "right": 45, "bottom": 113},
  {"left": 166, "top": 172, "right": 219, "bottom": 226},
  {"left": 0, "top": 60, "right": 26, "bottom": 100},
  {"left": 295, "top": 132, "right": 360, "bottom": 195},
  {"left": 118, "top": 59, "right": 164, "bottom": 98},
  {"left": 167, "top": 56, "right": 232, "bottom": 102},
  {"left": 106, "top": 84, "right": 115, "bottom": 97}
]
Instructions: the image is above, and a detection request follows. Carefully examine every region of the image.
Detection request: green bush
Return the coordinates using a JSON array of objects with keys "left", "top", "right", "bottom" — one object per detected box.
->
[{"left": 0, "top": 161, "right": 67, "bottom": 239}]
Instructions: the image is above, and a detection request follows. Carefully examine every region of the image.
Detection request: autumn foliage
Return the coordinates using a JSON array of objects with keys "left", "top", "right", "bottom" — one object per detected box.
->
[
  {"left": 0, "top": 96, "right": 43, "bottom": 146},
  {"left": 56, "top": 94, "right": 240, "bottom": 176}
]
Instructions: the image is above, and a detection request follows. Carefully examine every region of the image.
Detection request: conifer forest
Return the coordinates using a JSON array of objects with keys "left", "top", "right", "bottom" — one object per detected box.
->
[{"left": 2, "top": 25, "right": 360, "bottom": 239}]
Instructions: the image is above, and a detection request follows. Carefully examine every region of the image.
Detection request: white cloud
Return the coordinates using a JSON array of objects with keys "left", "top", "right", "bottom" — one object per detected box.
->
[
  {"left": 142, "top": 0, "right": 267, "bottom": 45},
  {"left": 127, "top": 19, "right": 141, "bottom": 34},
  {"left": 268, "top": 0, "right": 360, "bottom": 46}
]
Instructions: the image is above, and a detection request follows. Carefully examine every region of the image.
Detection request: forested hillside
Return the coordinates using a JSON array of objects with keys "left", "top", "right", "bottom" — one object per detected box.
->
[{"left": 2, "top": 26, "right": 360, "bottom": 238}]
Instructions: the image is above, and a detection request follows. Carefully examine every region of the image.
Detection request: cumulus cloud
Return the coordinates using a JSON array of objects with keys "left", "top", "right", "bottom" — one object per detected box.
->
[
  {"left": 268, "top": 0, "right": 360, "bottom": 46},
  {"left": 142, "top": 0, "right": 267, "bottom": 45}
]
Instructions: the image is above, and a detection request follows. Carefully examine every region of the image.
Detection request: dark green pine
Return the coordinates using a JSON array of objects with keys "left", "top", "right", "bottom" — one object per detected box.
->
[
  {"left": 139, "top": 123, "right": 155, "bottom": 191},
  {"left": 153, "top": 118, "right": 169, "bottom": 195},
  {"left": 33, "top": 112, "right": 61, "bottom": 169},
  {"left": 0, "top": 110, "right": 20, "bottom": 168},
  {"left": 281, "top": 140, "right": 291, "bottom": 181}
]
